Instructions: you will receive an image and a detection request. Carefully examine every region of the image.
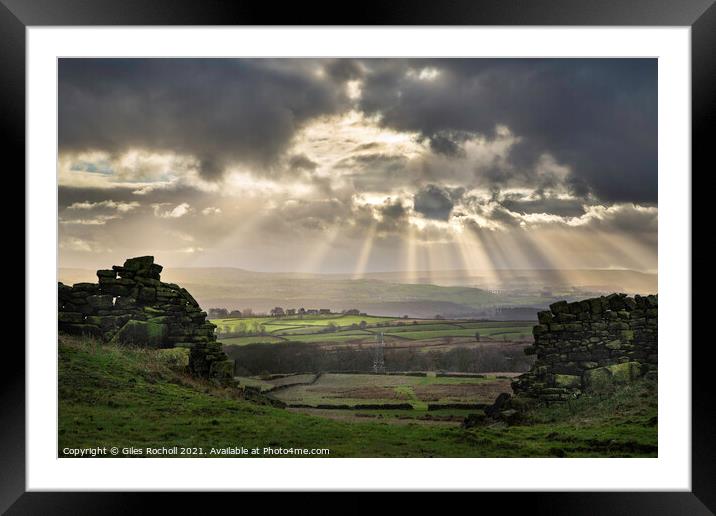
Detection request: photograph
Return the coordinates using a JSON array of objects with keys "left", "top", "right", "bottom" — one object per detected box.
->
[{"left": 56, "top": 57, "right": 660, "bottom": 459}]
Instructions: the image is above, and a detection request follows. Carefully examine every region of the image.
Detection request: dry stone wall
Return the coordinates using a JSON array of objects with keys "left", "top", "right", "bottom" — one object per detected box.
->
[
  {"left": 58, "top": 256, "right": 234, "bottom": 382},
  {"left": 511, "top": 293, "right": 658, "bottom": 402}
]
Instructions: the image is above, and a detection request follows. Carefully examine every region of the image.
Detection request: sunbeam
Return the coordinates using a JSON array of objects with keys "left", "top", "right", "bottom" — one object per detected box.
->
[
  {"left": 296, "top": 223, "right": 342, "bottom": 274},
  {"left": 352, "top": 222, "right": 377, "bottom": 279},
  {"left": 402, "top": 220, "right": 419, "bottom": 284}
]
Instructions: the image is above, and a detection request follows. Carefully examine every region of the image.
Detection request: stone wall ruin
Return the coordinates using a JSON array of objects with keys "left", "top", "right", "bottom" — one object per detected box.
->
[
  {"left": 511, "top": 293, "right": 658, "bottom": 402},
  {"left": 58, "top": 256, "right": 234, "bottom": 381}
]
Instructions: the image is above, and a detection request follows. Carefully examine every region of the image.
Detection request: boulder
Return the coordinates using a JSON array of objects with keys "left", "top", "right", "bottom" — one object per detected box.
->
[
  {"left": 485, "top": 392, "right": 511, "bottom": 418},
  {"left": 606, "top": 361, "right": 643, "bottom": 384},
  {"left": 123, "top": 256, "right": 155, "bottom": 271},
  {"left": 498, "top": 409, "right": 520, "bottom": 425},
  {"left": 582, "top": 362, "right": 643, "bottom": 393},
  {"left": 462, "top": 412, "right": 488, "bottom": 428},
  {"left": 549, "top": 300, "right": 569, "bottom": 314},
  {"left": 582, "top": 367, "right": 613, "bottom": 393}
]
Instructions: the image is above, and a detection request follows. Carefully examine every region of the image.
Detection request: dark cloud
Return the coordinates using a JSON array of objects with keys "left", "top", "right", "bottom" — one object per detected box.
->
[
  {"left": 358, "top": 58, "right": 657, "bottom": 203},
  {"left": 58, "top": 184, "right": 206, "bottom": 210},
  {"left": 380, "top": 199, "right": 406, "bottom": 220},
  {"left": 374, "top": 199, "right": 408, "bottom": 233},
  {"left": 60, "top": 58, "right": 656, "bottom": 204},
  {"left": 58, "top": 58, "right": 658, "bottom": 271},
  {"left": 335, "top": 153, "right": 406, "bottom": 170},
  {"left": 428, "top": 132, "right": 467, "bottom": 157},
  {"left": 323, "top": 59, "right": 365, "bottom": 82},
  {"left": 487, "top": 205, "right": 521, "bottom": 227},
  {"left": 584, "top": 205, "right": 658, "bottom": 249},
  {"left": 413, "top": 184, "right": 463, "bottom": 220},
  {"left": 59, "top": 59, "right": 349, "bottom": 180},
  {"left": 288, "top": 154, "right": 318, "bottom": 172}
]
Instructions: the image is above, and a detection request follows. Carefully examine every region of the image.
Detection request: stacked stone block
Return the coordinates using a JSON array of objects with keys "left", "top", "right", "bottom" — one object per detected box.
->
[
  {"left": 58, "top": 256, "right": 234, "bottom": 382},
  {"left": 511, "top": 293, "right": 657, "bottom": 402}
]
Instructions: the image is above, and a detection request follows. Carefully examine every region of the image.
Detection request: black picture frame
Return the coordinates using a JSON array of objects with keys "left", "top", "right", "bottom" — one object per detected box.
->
[{"left": 4, "top": 0, "right": 710, "bottom": 511}]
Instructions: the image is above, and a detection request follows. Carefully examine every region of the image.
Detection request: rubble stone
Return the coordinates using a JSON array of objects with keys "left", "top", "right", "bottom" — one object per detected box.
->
[
  {"left": 510, "top": 293, "right": 657, "bottom": 402},
  {"left": 58, "top": 256, "right": 234, "bottom": 382}
]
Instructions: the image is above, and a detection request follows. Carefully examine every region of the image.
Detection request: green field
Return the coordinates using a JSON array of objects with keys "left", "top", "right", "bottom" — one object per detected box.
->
[
  {"left": 264, "top": 373, "right": 513, "bottom": 411},
  {"left": 58, "top": 336, "right": 658, "bottom": 458},
  {"left": 385, "top": 328, "right": 532, "bottom": 341},
  {"left": 370, "top": 323, "right": 463, "bottom": 333},
  {"left": 212, "top": 314, "right": 394, "bottom": 333},
  {"left": 280, "top": 332, "right": 374, "bottom": 343},
  {"left": 212, "top": 314, "right": 534, "bottom": 347},
  {"left": 221, "top": 335, "right": 286, "bottom": 346}
]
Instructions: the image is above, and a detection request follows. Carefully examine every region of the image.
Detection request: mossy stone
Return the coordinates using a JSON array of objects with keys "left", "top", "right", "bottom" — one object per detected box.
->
[
  {"left": 621, "top": 330, "right": 635, "bottom": 341},
  {"left": 58, "top": 312, "right": 84, "bottom": 324},
  {"left": 148, "top": 316, "right": 174, "bottom": 325},
  {"left": 554, "top": 374, "right": 581, "bottom": 389},
  {"left": 606, "top": 362, "right": 643, "bottom": 384},
  {"left": 85, "top": 315, "right": 120, "bottom": 331},
  {"left": 582, "top": 367, "right": 613, "bottom": 393},
  {"left": 209, "top": 360, "right": 234, "bottom": 379},
  {"left": 605, "top": 340, "right": 622, "bottom": 350},
  {"left": 143, "top": 306, "right": 164, "bottom": 316},
  {"left": 111, "top": 320, "right": 168, "bottom": 348},
  {"left": 86, "top": 294, "right": 113, "bottom": 310}
]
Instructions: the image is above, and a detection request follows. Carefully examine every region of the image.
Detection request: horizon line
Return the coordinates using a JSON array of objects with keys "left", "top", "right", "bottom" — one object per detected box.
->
[{"left": 58, "top": 265, "right": 658, "bottom": 275}]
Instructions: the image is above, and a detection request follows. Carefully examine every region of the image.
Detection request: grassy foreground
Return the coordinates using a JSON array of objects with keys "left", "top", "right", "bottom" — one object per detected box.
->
[{"left": 58, "top": 336, "right": 657, "bottom": 458}]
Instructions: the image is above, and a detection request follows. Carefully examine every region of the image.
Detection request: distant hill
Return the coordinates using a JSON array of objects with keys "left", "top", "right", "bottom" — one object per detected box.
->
[
  {"left": 58, "top": 266, "right": 656, "bottom": 318},
  {"left": 344, "top": 268, "right": 657, "bottom": 293}
]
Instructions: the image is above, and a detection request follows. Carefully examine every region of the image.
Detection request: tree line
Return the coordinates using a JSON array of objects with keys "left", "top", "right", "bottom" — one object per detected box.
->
[{"left": 226, "top": 341, "right": 535, "bottom": 376}]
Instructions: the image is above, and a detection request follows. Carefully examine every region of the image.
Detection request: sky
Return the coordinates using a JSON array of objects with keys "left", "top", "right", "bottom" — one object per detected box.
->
[{"left": 58, "top": 58, "right": 657, "bottom": 276}]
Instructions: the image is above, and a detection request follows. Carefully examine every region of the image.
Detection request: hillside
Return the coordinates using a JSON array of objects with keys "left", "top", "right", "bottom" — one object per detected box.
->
[
  {"left": 352, "top": 268, "right": 658, "bottom": 292},
  {"left": 59, "top": 266, "right": 656, "bottom": 318},
  {"left": 58, "top": 336, "right": 657, "bottom": 458},
  {"left": 59, "top": 268, "right": 515, "bottom": 316}
]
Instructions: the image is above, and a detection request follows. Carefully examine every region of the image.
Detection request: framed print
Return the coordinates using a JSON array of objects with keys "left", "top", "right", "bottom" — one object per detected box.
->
[{"left": 5, "top": 0, "right": 711, "bottom": 510}]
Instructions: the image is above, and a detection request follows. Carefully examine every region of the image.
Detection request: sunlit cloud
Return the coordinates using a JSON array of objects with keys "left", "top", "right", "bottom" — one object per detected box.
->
[
  {"left": 57, "top": 58, "right": 657, "bottom": 276},
  {"left": 67, "top": 200, "right": 140, "bottom": 213},
  {"left": 152, "top": 202, "right": 192, "bottom": 218},
  {"left": 406, "top": 67, "right": 441, "bottom": 81},
  {"left": 60, "top": 215, "right": 119, "bottom": 225}
]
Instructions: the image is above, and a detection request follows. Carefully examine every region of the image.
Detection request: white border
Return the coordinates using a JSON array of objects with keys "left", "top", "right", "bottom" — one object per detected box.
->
[{"left": 27, "top": 27, "right": 691, "bottom": 491}]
